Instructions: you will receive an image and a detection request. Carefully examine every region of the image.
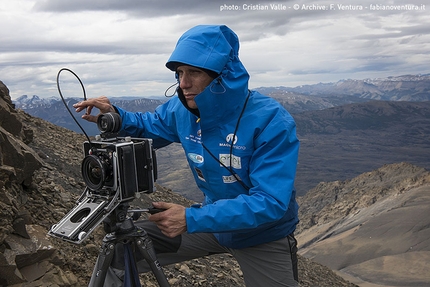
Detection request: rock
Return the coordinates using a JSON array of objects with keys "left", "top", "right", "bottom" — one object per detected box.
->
[
  {"left": 178, "top": 264, "right": 192, "bottom": 275},
  {"left": 12, "top": 217, "right": 30, "bottom": 239}
]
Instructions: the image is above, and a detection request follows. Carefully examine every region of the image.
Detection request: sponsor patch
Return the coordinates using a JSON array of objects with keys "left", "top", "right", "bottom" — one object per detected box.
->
[
  {"left": 188, "top": 153, "right": 204, "bottom": 164},
  {"left": 222, "top": 175, "right": 238, "bottom": 184},
  {"left": 219, "top": 154, "right": 242, "bottom": 169}
]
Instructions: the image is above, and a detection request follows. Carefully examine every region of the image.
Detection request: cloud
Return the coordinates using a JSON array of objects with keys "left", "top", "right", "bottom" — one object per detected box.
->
[{"left": 1, "top": 0, "right": 429, "bottom": 99}]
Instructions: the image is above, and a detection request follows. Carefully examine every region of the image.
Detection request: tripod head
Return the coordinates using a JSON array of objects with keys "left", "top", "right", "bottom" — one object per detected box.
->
[
  {"left": 102, "top": 203, "right": 135, "bottom": 234},
  {"left": 103, "top": 203, "right": 167, "bottom": 234}
]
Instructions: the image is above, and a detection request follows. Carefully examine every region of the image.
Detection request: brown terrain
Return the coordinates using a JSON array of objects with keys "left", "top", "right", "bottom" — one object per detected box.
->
[{"left": 297, "top": 163, "right": 430, "bottom": 286}]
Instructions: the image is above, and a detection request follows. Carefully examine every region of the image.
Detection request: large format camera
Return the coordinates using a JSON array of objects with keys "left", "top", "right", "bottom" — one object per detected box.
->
[{"left": 48, "top": 113, "right": 157, "bottom": 244}]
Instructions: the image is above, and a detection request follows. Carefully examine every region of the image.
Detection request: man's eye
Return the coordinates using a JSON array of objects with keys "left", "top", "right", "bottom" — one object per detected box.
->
[{"left": 190, "top": 70, "right": 202, "bottom": 75}]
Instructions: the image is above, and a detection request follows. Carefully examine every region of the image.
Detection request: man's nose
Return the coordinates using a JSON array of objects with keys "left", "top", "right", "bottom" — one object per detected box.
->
[{"left": 179, "top": 74, "right": 192, "bottom": 89}]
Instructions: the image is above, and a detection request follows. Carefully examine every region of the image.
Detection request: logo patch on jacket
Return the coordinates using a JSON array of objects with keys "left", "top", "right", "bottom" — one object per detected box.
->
[
  {"left": 226, "top": 133, "right": 238, "bottom": 144},
  {"left": 188, "top": 153, "right": 204, "bottom": 163},
  {"left": 222, "top": 175, "right": 238, "bottom": 183},
  {"left": 219, "top": 154, "right": 241, "bottom": 169},
  {"left": 219, "top": 133, "right": 247, "bottom": 150}
]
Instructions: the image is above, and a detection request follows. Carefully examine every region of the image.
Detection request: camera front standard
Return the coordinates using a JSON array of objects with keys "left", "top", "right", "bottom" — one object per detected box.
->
[{"left": 48, "top": 137, "right": 157, "bottom": 244}]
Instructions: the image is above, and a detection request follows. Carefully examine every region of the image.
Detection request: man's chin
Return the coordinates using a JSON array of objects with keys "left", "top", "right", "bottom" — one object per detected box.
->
[{"left": 186, "top": 100, "right": 197, "bottom": 109}]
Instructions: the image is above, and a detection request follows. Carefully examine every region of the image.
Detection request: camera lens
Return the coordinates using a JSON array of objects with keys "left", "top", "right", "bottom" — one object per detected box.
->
[
  {"left": 97, "top": 112, "right": 122, "bottom": 133},
  {"left": 81, "top": 155, "right": 110, "bottom": 191}
]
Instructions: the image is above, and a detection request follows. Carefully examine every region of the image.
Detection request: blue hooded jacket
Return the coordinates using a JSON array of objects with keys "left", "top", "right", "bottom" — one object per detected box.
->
[{"left": 115, "top": 25, "right": 299, "bottom": 248}]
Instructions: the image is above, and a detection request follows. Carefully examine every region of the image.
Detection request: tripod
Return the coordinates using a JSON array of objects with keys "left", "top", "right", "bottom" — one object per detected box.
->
[{"left": 89, "top": 204, "right": 170, "bottom": 287}]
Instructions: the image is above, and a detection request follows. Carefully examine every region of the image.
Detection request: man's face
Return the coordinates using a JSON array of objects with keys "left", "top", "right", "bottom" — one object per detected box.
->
[{"left": 177, "top": 65, "right": 214, "bottom": 109}]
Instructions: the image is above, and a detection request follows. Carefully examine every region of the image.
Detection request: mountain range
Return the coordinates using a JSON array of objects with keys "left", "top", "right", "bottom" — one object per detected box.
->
[
  {"left": 13, "top": 95, "right": 165, "bottom": 136},
  {"left": 262, "top": 73, "right": 430, "bottom": 101},
  {"left": 14, "top": 73, "right": 430, "bottom": 112}
]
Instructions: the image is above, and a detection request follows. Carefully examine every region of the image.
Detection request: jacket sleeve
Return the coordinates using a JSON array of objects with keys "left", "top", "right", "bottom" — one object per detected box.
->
[
  {"left": 186, "top": 110, "right": 300, "bottom": 233},
  {"left": 114, "top": 100, "right": 181, "bottom": 148}
]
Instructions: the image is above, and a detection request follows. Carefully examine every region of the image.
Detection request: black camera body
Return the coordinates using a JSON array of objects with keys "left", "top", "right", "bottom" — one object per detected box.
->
[
  {"left": 49, "top": 113, "right": 157, "bottom": 244},
  {"left": 82, "top": 137, "right": 156, "bottom": 199}
]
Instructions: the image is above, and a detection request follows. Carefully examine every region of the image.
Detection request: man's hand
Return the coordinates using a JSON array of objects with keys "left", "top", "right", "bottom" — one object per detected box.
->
[
  {"left": 149, "top": 202, "right": 187, "bottom": 238},
  {"left": 73, "top": 96, "right": 116, "bottom": 123}
]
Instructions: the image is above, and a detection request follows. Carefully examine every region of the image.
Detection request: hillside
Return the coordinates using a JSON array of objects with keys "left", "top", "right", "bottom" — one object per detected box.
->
[
  {"left": 294, "top": 100, "right": 430, "bottom": 194},
  {"left": 1, "top": 81, "right": 358, "bottom": 285},
  {"left": 297, "top": 162, "right": 430, "bottom": 286}
]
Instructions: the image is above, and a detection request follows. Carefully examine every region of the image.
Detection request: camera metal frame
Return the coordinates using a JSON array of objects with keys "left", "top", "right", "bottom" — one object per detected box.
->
[{"left": 48, "top": 136, "right": 157, "bottom": 244}]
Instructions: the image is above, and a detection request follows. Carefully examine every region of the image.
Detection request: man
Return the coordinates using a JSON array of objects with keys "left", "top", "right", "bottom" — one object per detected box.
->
[{"left": 74, "top": 25, "right": 300, "bottom": 287}]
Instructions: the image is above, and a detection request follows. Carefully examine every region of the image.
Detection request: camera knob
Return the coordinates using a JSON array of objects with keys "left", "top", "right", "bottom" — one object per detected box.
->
[
  {"left": 78, "top": 231, "right": 87, "bottom": 241},
  {"left": 125, "top": 136, "right": 132, "bottom": 142}
]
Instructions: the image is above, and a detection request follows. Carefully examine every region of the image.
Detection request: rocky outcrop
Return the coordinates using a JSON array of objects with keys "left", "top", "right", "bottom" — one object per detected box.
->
[
  {"left": 0, "top": 81, "right": 53, "bottom": 285},
  {"left": 0, "top": 81, "right": 44, "bottom": 186}
]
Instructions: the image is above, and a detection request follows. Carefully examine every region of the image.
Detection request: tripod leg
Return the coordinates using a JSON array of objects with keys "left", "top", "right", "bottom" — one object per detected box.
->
[
  {"left": 89, "top": 241, "right": 116, "bottom": 287},
  {"left": 124, "top": 243, "right": 142, "bottom": 287},
  {"left": 135, "top": 236, "right": 170, "bottom": 287}
]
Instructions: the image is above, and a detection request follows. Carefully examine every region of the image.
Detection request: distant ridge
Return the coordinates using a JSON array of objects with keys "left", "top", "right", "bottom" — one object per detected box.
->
[
  {"left": 14, "top": 96, "right": 166, "bottom": 136},
  {"left": 257, "top": 73, "right": 430, "bottom": 104}
]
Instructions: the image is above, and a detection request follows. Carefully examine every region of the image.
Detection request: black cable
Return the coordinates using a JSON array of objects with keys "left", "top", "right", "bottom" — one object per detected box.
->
[
  {"left": 228, "top": 90, "right": 251, "bottom": 172},
  {"left": 56, "top": 68, "right": 92, "bottom": 145},
  {"left": 202, "top": 90, "right": 251, "bottom": 191}
]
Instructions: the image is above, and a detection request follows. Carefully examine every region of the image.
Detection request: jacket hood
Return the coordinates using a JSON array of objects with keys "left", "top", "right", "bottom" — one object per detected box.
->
[
  {"left": 166, "top": 25, "right": 250, "bottom": 125},
  {"left": 166, "top": 25, "right": 238, "bottom": 74}
]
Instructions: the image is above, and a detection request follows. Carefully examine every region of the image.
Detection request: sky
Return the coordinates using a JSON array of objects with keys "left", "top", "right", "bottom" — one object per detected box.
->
[{"left": 1, "top": 0, "right": 429, "bottom": 100}]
